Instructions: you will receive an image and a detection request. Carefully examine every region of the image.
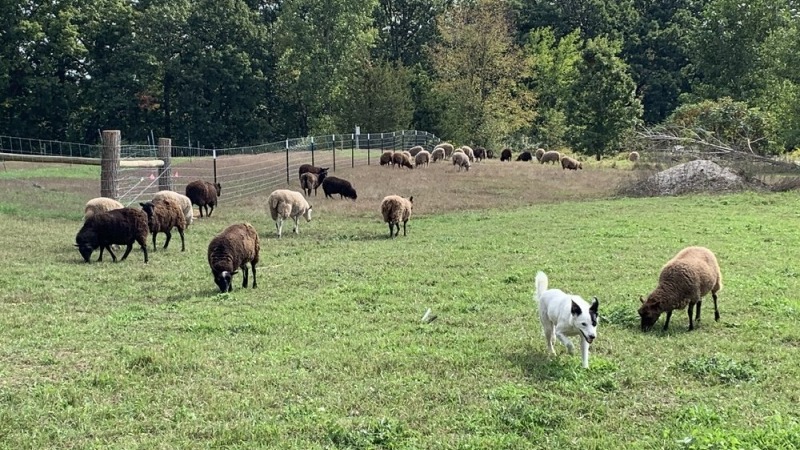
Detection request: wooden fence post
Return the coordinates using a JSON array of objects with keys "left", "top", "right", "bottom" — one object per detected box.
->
[
  {"left": 157, "top": 138, "right": 173, "bottom": 191},
  {"left": 101, "top": 130, "right": 120, "bottom": 199}
]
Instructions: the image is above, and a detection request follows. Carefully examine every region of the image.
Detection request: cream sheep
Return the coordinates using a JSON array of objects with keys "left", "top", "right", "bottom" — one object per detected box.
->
[
  {"left": 540, "top": 150, "right": 561, "bottom": 164},
  {"left": 391, "top": 152, "right": 414, "bottom": 169},
  {"left": 267, "top": 189, "right": 313, "bottom": 238},
  {"left": 629, "top": 151, "right": 640, "bottom": 162},
  {"left": 561, "top": 156, "right": 582, "bottom": 170},
  {"left": 381, "top": 195, "right": 413, "bottom": 238},
  {"left": 152, "top": 190, "right": 194, "bottom": 226},
  {"left": 408, "top": 146, "right": 424, "bottom": 157},
  {"left": 431, "top": 147, "right": 445, "bottom": 162},
  {"left": 402, "top": 150, "right": 413, "bottom": 160},
  {"left": 415, "top": 150, "right": 431, "bottom": 167},
  {"left": 639, "top": 246, "right": 722, "bottom": 332},
  {"left": 435, "top": 142, "right": 455, "bottom": 160},
  {"left": 460, "top": 145, "right": 475, "bottom": 162},
  {"left": 84, "top": 197, "right": 124, "bottom": 220},
  {"left": 452, "top": 152, "right": 471, "bottom": 171},
  {"left": 535, "top": 148, "right": 545, "bottom": 162}
]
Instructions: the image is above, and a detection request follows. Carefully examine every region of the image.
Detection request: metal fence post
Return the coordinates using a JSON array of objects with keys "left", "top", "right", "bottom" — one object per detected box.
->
[
  {"left": 285, "top": 139, "right": 290, "bottom": 184},
  {"left": 332, "top": 134, "right": 336, "bottom": 172},
  {"left": 310, "top": 137, "right": 315, "bottom": 166},
  {"left": 212, "top": 149, "right": 217, "bottom": 184}
]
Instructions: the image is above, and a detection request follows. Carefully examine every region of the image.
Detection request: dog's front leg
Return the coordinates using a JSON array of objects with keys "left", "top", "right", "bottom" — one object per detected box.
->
[
  {"left": 580, "top": 338, "right": 590, "bottom": 369},
  {"left": 555, "top": 332, "right": 575, "bottom": 354}
]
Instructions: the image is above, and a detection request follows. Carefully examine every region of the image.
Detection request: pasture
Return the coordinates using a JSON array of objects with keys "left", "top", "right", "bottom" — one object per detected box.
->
[{"left": 0, "top": 158, "right": 799, "bottom": 449}]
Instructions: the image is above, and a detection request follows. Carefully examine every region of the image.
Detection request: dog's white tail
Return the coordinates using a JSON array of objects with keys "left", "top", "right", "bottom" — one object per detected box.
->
[{"left": 535, "top": 271, "right": 548, "bottom": 302}]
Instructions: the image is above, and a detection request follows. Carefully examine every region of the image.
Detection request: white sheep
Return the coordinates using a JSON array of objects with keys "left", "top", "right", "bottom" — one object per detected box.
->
[
  {"left": 267, "top": 189, "right": 313, "bottom": 238},
  {"left": 460, "top": 145, "right": 475, "bottom": 162},
  {"left": 639, "top": 246, "right": 722, "bottom": 332},
  {"left": 152, "top": 190, "right": 194, "bottom": 226},
  {"left": 84, "top": 197, "right": 124, "bottom": 220},
  {"left": 452, "top": 152, "right": 471, "bottom": 171},
  {"left": 435, "top": 142, "right": 455, "bottom": 160},
  {"left": 431, "top": 148, "right": 445, "bottom": 162},
  {"left": 415, "top": 150, "right": 431, "bottom": 167}
]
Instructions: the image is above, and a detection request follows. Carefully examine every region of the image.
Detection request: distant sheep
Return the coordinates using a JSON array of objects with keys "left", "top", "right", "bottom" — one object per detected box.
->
[
  {"left": 185, "top": 180, "right": 221, "bottom": 218},
  {"left": 322, "top": 176, "right": 358, "bottom": 200},
  {"left": 561, "top": 156, "right": 582, "bottom": 170},
  {"left": 500, "top": 148, "right": 513, "bottom": 162},
  {"left": 83, "top": 197, "right": 124, "bottom": 221},
  {"left": 460, "top": 146, "right": 475, "bottom": 162},
  {"left": 298, "top": 164, "right": 329, "bottom": 180},
  {"left": 207, "top": 223, "right": 260, "bottom": 292},
  {"left": 415, "top": 150, "right": 431, "bottom": 168},
  {"left": 486, "top": 149, "right": 495, "bottom": 159},
  {"left": 629, "top": 151, "right": 640, "bottom": 162},
  {"left": 75, "top": 208, "right": 149, "bottom": 263},
  {"left": 392, "top": 152, "right": 414, "bottom": 169},
  {"left": 408, "top": 146, "right": 424, "bottom": 157},
  {"left": 639, "top": 246, "right": 722, "bottom": 332},
  {"left": 540, "top": 150, "right": 561, "bottom": 164},
  {"left": 300, "top": 170, "right": 327, "bottom": 197},
  {"left": 380, "top": 151, "right": 394, "bottom": 166},
  {"left": 140, "top": 198, "right": 186, "bottom": 252},
  {"left": 435, "top": 143, "right": 455, "bottom": 159},
  {"left": 431, "top": 148, "right": 445, "bottom": 162},
  {"left": 516, "top": 151, "right": 533, "bottom": 162},
  {"left": 152, "top": 190, "right": 194, "bottom": 226},
  {"left": 535, "top": 148, "right": 545, "bottom": 161},
  {"left": 381, "top": 195, "right": 414, "bottom": 238},
  {"left": 267, "top": 189, "right": 312, "bottom": 238},
  {"left": 452, "top": 152, "right": 471, "bottom": 171},
  {"left": 473, "top": 147, "right": 487, "bottom": 161}
]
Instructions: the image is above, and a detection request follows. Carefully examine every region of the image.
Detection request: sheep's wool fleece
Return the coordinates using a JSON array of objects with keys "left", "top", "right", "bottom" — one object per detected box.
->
[
  {"left": 268, "top": 189, "right": 309, "bottom": 220},
  {"left": 381, "top": 196, "right": 412, "bottom": 223}
]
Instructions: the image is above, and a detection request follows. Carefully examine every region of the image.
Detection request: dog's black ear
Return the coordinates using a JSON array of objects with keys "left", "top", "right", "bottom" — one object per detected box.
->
[
  {"left": 590, "top": 297, "right": 599, "bottom": 312},
  {"left": 571, "top": 300, "right": 581, "bottom": 316},
  {"left": 639, "top": 295, "right": 645, "bottom": 304}
]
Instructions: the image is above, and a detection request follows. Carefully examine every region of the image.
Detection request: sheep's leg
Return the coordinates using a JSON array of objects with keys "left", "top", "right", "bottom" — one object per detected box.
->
[
  {"left": 136, "top": 237, "right": 148, "bottom": 263},
  {"left": 120, "top": 243, "right": 134, "bottom": 261},
  {"left": 105, "top": 245, "right": 117, "bottom": 262},
  {"left": 579, "top": 338, "right": 590, "bottom": 369},
  {"left": 695, "top": 300, "right": 702, "bottom": 323},
  {"left": 163, "top": 231, "right": 172, "bottom": 250},
  {"left": 662, "top": 310, "right": 673, "bottom": 331},
  {"left": 97, "top": 246, "right": 105, "bottom": 262},
  {"left": 251, "top": 261, "right": 257, "bottom": 289},
  {"left": 293, "top": 215, "right": 299, "bottom": 234},
  {"left": 402, "top": 220, "right": 407, "bottom": 236},
  {"left": 151, "top": 232, "right": 158, "bottom": 252},
  {"left": 687, "top": 303, "right": 695, "bottom": 331},
  {"left": 198, "top": 205, "right": 204, "bottom": 218},
  {"left": 387, "top": 223, "right": 393, "bottom": 238},
  {"left": 241, "top": 265, "right": 249, "bottom": 289},
  {"left": 178, "top": 228, "right": 185, "bottom": 251},
  {"left": 207, "top": 204, "right": 214, "bottom": 217},
  {"left": 275, "top": 218, "right": 283, "bottom": 238},
  {"left": 713, "top": 291, "right": 720, "bottom": 321}
]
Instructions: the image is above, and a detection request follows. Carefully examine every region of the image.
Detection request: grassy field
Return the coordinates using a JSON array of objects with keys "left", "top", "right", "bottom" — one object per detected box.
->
[{"left": 0, "top": 160, "right": 799, "bottom": 449}]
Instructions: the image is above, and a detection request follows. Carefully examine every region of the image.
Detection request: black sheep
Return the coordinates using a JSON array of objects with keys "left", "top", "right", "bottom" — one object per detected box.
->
[
  {"left": 473, "top": 147, "right": 487, "bottom": 162},
  {"left": 322, "top": 176, "right": 358, "bottom": 200},
  {"left": 500, "top": 148, "right": 513, "bottom": 162},
  {"left": 185, "top": 180, "right": 221, "bottom": 218},
  {"left": 75, "top": 207, "right": 149, "bottom": 263},
  {"left": 516, "top": 151, "right": 533, "bottom": 162}
]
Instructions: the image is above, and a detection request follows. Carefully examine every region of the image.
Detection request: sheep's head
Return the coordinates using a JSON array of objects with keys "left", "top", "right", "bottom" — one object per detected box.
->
[
  {"left": 638, "top": 296, "right": 661, "bottom": 331},
  {"left": 303, "top": 205, "right": 313, "bottom": 222},
  {"left": 75, "top": 228, "right": 99, "bottom": 263},
  {"left": 214, "top": 270, "right": 235, "bottom": 293},
  {"left": 214, "top": 183, "right": 222, "bottom": 196}
]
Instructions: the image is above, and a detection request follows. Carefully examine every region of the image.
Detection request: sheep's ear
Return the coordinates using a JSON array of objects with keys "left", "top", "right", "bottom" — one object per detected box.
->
[
  {"left": 409, "top": 196, "right": 413, "bottom": 203},
  {"left": 308, "top": 205, "right": 313, "bottom": 210},
  {"left": 139, "top": 202, "right": 147, "bottom": 207},
  {"left": 571, "top": 300, "right": 581, "bottom": 316},
  {"left": 639, "top": 295, "right": 645, "bottom": 304}
]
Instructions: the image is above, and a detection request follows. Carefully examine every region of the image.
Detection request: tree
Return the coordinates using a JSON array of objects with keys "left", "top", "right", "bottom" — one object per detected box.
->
[
  {"left": 430, "top": 0, "right": 534, "bottom": 147},
  {"left": 565, "top": 37, "right": 642, "bottom": 159},
  {"left": 511, "top": 0, "right": 639, "bottom": 43},
  {"left": 337, "top": 60, "right": 414, "bottom": 132},
  {"left": 372, "top": 0, "right": 447, "bottom": 67}
]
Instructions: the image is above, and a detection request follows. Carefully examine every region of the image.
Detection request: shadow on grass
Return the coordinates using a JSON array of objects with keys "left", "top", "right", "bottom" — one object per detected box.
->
[{"left": 505, "top": 349, "right": 585, "bottom": 381}]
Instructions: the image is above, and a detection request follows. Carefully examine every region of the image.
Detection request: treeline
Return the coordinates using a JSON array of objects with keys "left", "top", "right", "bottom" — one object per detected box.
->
[{"left": 1, "top": 0, "right": 798, "bottom": 157}]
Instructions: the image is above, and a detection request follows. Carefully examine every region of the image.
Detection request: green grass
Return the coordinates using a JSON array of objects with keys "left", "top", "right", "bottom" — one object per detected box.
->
[{"left": 1, "top": 184, "right": 800, "bottom": 448}]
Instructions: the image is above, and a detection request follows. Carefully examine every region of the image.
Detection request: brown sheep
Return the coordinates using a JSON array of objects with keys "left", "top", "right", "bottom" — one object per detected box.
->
[
  {"left": 380, "top": 151, "right": 394, "bottom": 166},
  {"left": 207, "top": 223, "right": 260, "bottom": 292},
  {"left": 639, "top": 246, "right": 722, "bottom": 332},
  {"left": 300, "top": 170, "right": 327, "bottom": 196},
  {"left": 561, "top": 156, "right": 582, "bottom": 170},
  {"left": 139, "top": 199, "right": 186, "bottom": 252},
  {"left": 535, "top": 148, "right": 545, "bottom": 162},
  {"left": 415, "top": 150, "right": 431, "bottom": 167},
  {"left": 298, "top": 164, "right": 329, "bottom": 179},
  {"left": 185, "top": 180, "right": 221, "bottom": 218},
  {"left": 431, "top": 148, "right": 445, "bottom": 162},
  {"left": 540, "top": 150, "right": 561, "bottom": 165},
  {"left": 381, "top": 195, "right": 413, "bottom": 238},
  {"left": 629, "top": 151, "right": 640, "bottom": 162},
  {"left": 392, "top": 152, "right": 414, "bottom": 169}
]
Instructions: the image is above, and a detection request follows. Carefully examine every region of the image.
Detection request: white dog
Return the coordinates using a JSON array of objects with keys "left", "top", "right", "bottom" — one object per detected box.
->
[{"left": 534, "top": 271, "right": 599, "bottom": 368}]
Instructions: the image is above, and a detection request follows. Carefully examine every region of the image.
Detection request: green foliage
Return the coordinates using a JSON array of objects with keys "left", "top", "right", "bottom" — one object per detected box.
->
[
  {"left": 565, "top": 37, "right": 643, "bottom": 159},
  {"left": 338, "top": 61, "right": 414, "bottom": 133},
  {"left": 666, "top": 98, "right": 780, "bottom": 155},
  {"left": 676, "top": 355, "right": 760, "bottom": 384},
  {"left": 373, "top": 0, "right": 447, "bottom": 68}
]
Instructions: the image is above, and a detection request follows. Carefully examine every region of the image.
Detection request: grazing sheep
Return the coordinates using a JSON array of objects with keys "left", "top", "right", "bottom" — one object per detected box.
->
[
  {"left": 473, "top": 147, "right": 487, "bottom": 161},
  {"left": 435, "top": 142, "right": 455, "bottom": 159},
  {"left": 540, "top": 150, "right": 561, "bottom": 165},
  {"left": 322, "top": 176, "right": 358, "bottom": 200},
  {"left": 152, "top": 190, "right": 194, "bottom": 226},
  {"left": 380, "top": 151, "right": 394, "bottom": 166},
  {"left": 83, "top": 197, "right": 124, "bottom": 221},
  {"left": 561, "top": 156, "right": 582, "bottom": 170},
  {"left": 452, "top": 152, "right": 471, "bottom": 171},
  {"left": 415, "top": 150, "right": 431, "bottom": 167},
  {"left": 185, "top": 180, "right": 221, "bottom": 218},
  {"left": 207, "top": 223, "right": 260, "bottom": 292},
  {"left": 140, "top": 199, "right": 186, "bottom": 252},
  {"left": 75, "top": 208, "right": 149, "bottom": 263},
  {"left": 431, "top": 147, "right": 445, "bottom": 162},
  {"left": 298, "top": 164, "right": 329, "bottom": 180},
  {"left": 629, "top": 151, "right": 640, "bottom": 162},
  {"left": 392, "top": 152, "right": 414, "bottom": 169},
  {"left": 381, "top": 195, "right": 414, "bottom": 238},
  {"left": 267, "top": 189, "right": 313, "bottom": 238},
  {"left": 408, "top": 146, "right": 424, "bottom": 157},
  {"left": 516, "top": 151, "right": 533, "bottom": 162},
  {"left": 460, "top": 145, "right": 475, "bottom": 162},
  {"left": 486, "top": 149, "right": 495, "bottom": 159},
  {"left": 299, "top": 170, "right": 327, "bottom": 197},
  {"left": 500, "top": 148, "right": 513, "bottom": 162},
  {"left": 535, "top": 148, "right": 545, "bottom": 162},
  {"left": 639, "top": 246, "right": 722, "bottom": 332}
]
